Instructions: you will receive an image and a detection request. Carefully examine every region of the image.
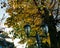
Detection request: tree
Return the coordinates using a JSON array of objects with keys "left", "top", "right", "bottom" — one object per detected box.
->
[{"left": 5, "top": 0, "right": 57, "bottom": 48}]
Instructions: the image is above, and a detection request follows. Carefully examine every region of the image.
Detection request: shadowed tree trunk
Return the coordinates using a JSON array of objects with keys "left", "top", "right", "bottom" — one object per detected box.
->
[{"left": 47, "top": 16, "right": 57, "bottom": 48}]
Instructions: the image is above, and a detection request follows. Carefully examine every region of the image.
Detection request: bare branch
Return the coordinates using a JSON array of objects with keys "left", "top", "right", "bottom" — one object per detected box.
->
[{"left": 50, "top": 0, "right": 57, "bottom": 9}]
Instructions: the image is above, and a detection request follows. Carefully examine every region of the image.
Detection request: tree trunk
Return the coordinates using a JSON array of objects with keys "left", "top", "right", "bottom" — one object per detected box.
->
[{"left": 48, "top": 16, "right": 57, "bottom": 48}]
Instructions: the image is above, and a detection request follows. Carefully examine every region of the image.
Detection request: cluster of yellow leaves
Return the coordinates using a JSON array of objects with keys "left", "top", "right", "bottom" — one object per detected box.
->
[
  {"left": 42, "top": 33, "right": 51, "bottom": 45},
  {"left": 27, "top": 38, "right": 36, "bottom": 46}
]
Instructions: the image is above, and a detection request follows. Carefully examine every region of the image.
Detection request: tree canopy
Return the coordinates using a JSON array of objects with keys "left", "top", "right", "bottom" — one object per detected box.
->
[{"left": 5, "top": 0, "right": 58, "bottom": 48}]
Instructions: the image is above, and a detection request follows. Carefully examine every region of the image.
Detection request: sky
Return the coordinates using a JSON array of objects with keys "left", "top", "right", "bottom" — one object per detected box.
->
[
  {"left": 0, "top": 0, "right": 12, "bottom": 32},
  {"left": 0, "top": 0, "right": 9, "bottom": 22}
]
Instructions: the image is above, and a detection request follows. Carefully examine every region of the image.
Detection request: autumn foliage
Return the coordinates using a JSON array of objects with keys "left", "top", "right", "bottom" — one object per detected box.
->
[{"left": 5, "top": 0, "right": 56, "bottom": 47}]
